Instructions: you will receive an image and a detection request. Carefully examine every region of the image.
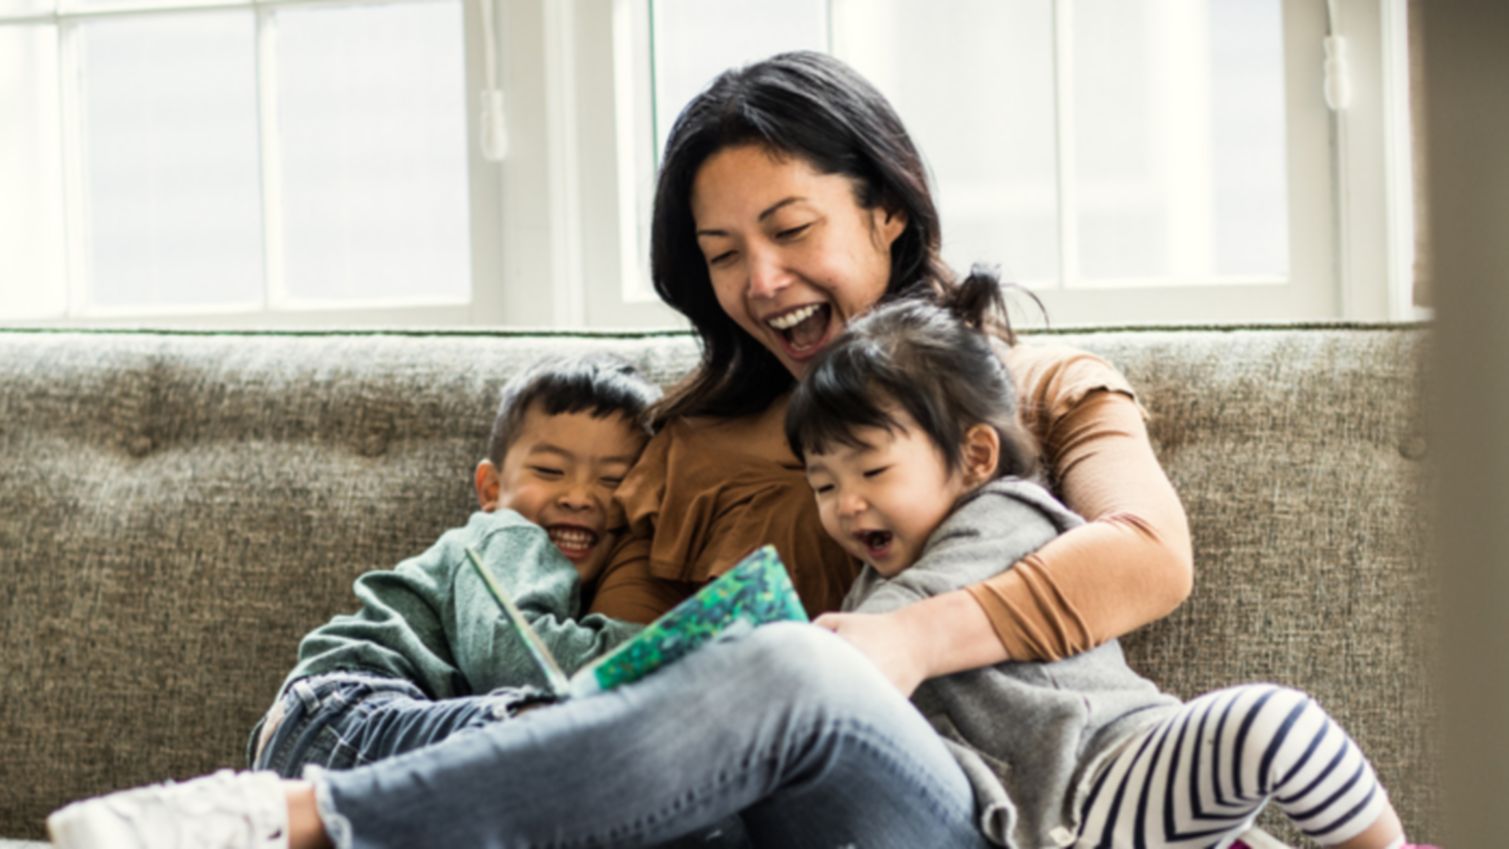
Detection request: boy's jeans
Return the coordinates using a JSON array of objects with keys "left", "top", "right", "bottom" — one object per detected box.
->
[
  {"left": 252, "top": 672, "right": 748, "bottom": 848},
  {"left": 252, "top": 672, "right": 549, "bottom": 776},
  {"left": 288, "top": 622, "right": 993, "bottom": 849}
]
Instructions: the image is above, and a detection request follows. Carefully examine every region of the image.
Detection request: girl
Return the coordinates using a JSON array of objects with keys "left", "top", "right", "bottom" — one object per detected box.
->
[{"left": 784, "top": 271, "right": 1434, "bottom": 849}]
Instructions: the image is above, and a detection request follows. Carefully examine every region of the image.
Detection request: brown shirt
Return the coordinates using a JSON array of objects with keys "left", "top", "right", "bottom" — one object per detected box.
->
[{"left": 587, "top": 342, "right": 1193, "bottom": 663}]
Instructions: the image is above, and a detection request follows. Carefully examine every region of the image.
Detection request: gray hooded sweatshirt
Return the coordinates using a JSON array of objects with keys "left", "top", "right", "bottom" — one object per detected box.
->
[{"left": 843, "top": 479, "right": 1181, "bottom": 849}]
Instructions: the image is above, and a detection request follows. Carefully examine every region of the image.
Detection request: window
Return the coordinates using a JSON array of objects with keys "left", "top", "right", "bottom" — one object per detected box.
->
[
  {"left": 599, "top": 0, "right": 1419, "bottom": 327},
  {"left": 0, "top": 0, "right": 494, "bottom": 326},
  {"left": 2, "top": 0, "right": 1419, "bottom": 328}
]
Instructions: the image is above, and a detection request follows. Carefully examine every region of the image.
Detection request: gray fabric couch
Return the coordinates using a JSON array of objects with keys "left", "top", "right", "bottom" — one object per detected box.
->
[{"left": 0, "top": 325, "right": 1439, "bottom": 847}]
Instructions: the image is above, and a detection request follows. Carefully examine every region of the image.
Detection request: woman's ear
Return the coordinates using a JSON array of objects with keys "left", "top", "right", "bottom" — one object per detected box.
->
[
  {"left": 961, "top": 424, "right": 1000, "bottom": 487},
  {"left": 873, "top": 203, "right": 909, "bottom": 249},
  {"left": 474, "top": 459, "right": 501, "bottom": 511}
]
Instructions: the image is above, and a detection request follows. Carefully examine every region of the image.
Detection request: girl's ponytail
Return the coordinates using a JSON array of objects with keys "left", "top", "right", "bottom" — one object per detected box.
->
[{"left": 940, "top": 264, "right": 1041, "bottom": 346}]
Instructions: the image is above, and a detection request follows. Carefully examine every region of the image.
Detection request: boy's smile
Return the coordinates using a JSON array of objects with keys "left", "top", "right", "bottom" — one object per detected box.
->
[{"left": 475, "top": 405, "right": 648, "bottom": 574}]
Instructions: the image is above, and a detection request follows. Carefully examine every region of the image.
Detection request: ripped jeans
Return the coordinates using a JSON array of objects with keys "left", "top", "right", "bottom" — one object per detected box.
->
[
  {"left": 250, "top": 672, "right": 553, "bottom": 775},
  {"left": 270, "top": 623, "right": 993, "bottom": 849}
]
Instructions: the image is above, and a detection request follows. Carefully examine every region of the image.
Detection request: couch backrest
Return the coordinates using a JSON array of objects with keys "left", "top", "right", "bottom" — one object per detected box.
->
[{"left": 0, "top": 326, "right": 1437, "bottom": 842}]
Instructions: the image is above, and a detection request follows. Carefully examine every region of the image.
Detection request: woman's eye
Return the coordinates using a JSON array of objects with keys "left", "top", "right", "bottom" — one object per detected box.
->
[
  {"left": 776, "top": 223, "right": 811, "bottom": 240},
  {"left": 707, "top": 250, "right": 736, "bottom": 266}
]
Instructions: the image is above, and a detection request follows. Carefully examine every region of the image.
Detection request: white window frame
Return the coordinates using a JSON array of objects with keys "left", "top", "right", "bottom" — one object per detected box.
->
[
  {"left": 4, "top": 0, "right": 1422, "bottom": 330},
  {"left": 1, "top": 0, "right": 506, "bottom": 329},
  {"left": 555, "top": 0, "right": 1423, "bottom": 329}
]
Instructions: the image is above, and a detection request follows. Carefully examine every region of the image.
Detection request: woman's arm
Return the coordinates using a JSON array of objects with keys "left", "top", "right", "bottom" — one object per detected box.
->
[
  {"left": 817, "top": 386, "right": 1193, "bottom": 694},
  {"left": 967, "top": 387, "right": 1193, "bottom": 660}
]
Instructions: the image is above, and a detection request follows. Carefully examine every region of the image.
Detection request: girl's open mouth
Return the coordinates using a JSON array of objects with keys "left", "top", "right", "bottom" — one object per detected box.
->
[{"left": 856, "top": 529, "right": 893, "bottom": 560}]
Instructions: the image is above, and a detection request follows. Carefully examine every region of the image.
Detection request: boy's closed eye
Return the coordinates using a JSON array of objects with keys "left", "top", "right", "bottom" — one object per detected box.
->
[
  {"left": 862, "top": 466, "right": 889, "bottom": 479},
  {"left": 529, "top": 465, "right": 565, "bottom": 478}
]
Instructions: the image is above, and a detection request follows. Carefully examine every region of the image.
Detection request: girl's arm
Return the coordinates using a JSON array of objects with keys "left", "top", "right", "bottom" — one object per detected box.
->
[{"left": 817, "top": 378, "right": 1193, "bottom": 694}]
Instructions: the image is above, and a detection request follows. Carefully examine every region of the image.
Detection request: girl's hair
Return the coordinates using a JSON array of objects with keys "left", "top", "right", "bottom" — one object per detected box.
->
[
  {"left": 784, "top": 269, "right": 1038, "bottom": 482},
  {"left": 649, "top": 50, "right": 960, "bottom": 425}
]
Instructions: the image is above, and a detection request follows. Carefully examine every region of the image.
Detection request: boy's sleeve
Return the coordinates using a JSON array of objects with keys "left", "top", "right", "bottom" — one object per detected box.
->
[
  {"left": 291, "top": 564, "right": 468, "bottom": 699},
  {"left": 449, "top": 515, "right": 643, "bottom": 692}
]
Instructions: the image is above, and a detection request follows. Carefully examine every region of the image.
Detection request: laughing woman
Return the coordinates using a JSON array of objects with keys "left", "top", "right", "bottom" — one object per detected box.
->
[{"left": 48, "top": 51, "right": 1195, "bottom": 849}]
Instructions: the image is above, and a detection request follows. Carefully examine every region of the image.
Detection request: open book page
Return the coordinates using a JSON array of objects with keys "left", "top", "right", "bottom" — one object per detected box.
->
[
  {"left": 569, "top": 545, "right": 808, "bottom": 696},
  {"left": 467, "top": 544, "right": 806, "bottom": 700}
]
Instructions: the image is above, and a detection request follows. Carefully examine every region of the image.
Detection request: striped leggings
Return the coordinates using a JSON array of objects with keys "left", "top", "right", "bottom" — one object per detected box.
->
[{"left": 1076, "top": 685, "right": 1390, "bottom": 849}]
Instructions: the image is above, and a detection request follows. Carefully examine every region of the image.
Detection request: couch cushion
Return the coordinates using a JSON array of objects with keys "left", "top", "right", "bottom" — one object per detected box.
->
[{"left": 0, "top": 325, "right": 1437, "bottom": 843}]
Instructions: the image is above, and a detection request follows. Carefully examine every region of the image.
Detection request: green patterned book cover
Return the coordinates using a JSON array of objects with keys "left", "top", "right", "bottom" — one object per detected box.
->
[{"left": 465, "top": 544, "right": 807, "bottom": 699}]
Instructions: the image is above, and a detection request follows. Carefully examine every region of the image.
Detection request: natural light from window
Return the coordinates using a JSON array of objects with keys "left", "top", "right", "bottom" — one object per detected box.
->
[{"left": 646, "top": 0, "right": 1288, "bottom": 295}]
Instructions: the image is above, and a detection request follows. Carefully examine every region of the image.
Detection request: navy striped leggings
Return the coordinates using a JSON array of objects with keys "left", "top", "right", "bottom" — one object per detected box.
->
[{"left": 1077, "top": 685, "right": 1390, "bottom": 849}]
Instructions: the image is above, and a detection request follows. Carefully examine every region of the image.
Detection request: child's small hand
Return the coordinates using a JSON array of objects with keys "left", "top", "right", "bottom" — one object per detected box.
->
[{"left": 813, "top": 610, "right": 930, "bottom": 697}]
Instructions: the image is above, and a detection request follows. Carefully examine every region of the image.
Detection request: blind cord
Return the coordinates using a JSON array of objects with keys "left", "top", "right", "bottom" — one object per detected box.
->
[{"left": 479, "top": 0, "right": 508, "bottom": 161}]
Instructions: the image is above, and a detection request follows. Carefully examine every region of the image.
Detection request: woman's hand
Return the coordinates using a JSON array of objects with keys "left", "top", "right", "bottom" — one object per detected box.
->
[
  {"left": 813, "top": 609, "right": 933, "bottom": 697},
  {"left": 814, "top": 589, "right": 1009, "bottom": 697}
]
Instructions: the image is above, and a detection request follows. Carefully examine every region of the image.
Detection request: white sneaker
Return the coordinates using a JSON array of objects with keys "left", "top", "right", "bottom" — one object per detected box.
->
[{"left": 47, "top": 769, "right": 290, "bottom": 849}]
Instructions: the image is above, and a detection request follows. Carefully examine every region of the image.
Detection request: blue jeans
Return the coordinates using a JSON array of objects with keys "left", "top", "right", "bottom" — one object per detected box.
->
[
  {"left": 252, "top": 673, "right": 551, "bottom": 776},
  {"left": 253, "top": 673, "right": 748, "bottom": 849},
  {"left": 302, "top": 622, "right": 993, "bottom": 849}
]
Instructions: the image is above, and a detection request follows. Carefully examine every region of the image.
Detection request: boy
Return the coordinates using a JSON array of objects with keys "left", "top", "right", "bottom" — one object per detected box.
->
[
  {"left": 49, "top": 354, "right": 658, "bottom": 848},
  {"left": 252, "top": 354, "right": 658, "bottom": 770}
]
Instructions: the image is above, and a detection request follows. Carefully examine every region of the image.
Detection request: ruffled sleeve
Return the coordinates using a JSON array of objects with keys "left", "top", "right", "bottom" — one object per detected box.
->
[
  {"left": 589, "top": 415, "right": 861, "bottom": 623},
  {"left": 961, "top": 342, "right": 1194, "bottom": 661}
]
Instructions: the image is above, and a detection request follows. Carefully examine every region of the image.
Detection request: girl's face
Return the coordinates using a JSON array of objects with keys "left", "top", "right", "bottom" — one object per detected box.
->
[
  {"left": 690, "top": 144, "right": 907, "bottom": 379},
  {"left": 803, "top": 411, "right": 974, "bottom": 577}
]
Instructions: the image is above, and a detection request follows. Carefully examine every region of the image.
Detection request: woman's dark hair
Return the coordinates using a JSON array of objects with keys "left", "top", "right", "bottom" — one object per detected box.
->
[
  {"left": 487, "top": 355, "right": 662, "bottom": 466},
  {"left": 784, "top": 269, "right": 1038, "bottom": 482},
  {"left": 649, "top": 50, "right": 960, "bottom": 424}
]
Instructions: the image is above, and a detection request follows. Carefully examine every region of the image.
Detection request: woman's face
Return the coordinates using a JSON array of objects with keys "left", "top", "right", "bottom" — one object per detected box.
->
[{"left": 690, "top": 144, "right": 907, "bottom": 379}]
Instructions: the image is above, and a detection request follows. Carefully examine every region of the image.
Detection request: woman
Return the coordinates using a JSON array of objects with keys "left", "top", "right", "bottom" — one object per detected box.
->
[
  {"left": 49, "top": 51, "right": 1190, "bottom": 849},
  {"left": 587, "top": 49, "right": 1190, "bottom": 696}
]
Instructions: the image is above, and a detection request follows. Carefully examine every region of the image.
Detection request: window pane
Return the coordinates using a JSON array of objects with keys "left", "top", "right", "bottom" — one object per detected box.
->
[
  {"left": 276, "top": 0, "right": 469, "bottom": 303},
  {"left": 836, "top": 0, "right": 1060, "bottom": 285},
  {"left": 80, "top": 13, "right": 263, "bottom": 310},
  {"left": 0, "top": 25, "right": 67, "bottom": 318},
  {"left": 0, "top": 0, "right": 54, "bottom": 17},
  {"left": 1073, "top": 0, "right": 1288, "bottom": 282},
  {"left": 651, "top": 0, "right": 827, "bottom": 155}
]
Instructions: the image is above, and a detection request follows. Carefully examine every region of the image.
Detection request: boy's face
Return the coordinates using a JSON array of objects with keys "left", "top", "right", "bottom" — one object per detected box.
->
[
  {"left": 475, "top": 404, "right": 647, "bottom": 572},
  {"left": 803, "top": 411, "right": 973, "bottom": 577}
]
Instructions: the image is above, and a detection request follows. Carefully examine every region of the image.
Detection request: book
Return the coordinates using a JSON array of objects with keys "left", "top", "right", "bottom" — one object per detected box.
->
[{"left": 464, "top": 543, "right": 808, "bottom": 699}]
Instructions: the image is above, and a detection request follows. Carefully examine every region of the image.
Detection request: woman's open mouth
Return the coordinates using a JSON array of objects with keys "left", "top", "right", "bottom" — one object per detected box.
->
[
  {"left": 546, "top": 525, "right": 599, "bottom": 561},
  {"left": 765, "top": 303, "right": 833, "bottom": 357}
]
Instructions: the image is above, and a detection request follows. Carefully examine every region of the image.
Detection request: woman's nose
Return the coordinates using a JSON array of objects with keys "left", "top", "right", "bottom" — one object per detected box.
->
[{"left": 746, "top": 246, "right": 790, "bottom": 300}]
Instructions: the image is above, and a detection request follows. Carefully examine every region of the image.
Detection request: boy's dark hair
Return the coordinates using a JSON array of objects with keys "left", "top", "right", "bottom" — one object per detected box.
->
[
  {"left": 784, "top": 268, "right": 1038, "bottom": 481},
  {"left": 487, "top": 356, "right": 662, "bottom": 465}
]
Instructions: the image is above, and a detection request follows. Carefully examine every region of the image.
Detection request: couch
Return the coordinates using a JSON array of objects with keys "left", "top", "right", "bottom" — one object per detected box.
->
[{"left": 0, "top": 324, "right": 1439, "bottom": 847}]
